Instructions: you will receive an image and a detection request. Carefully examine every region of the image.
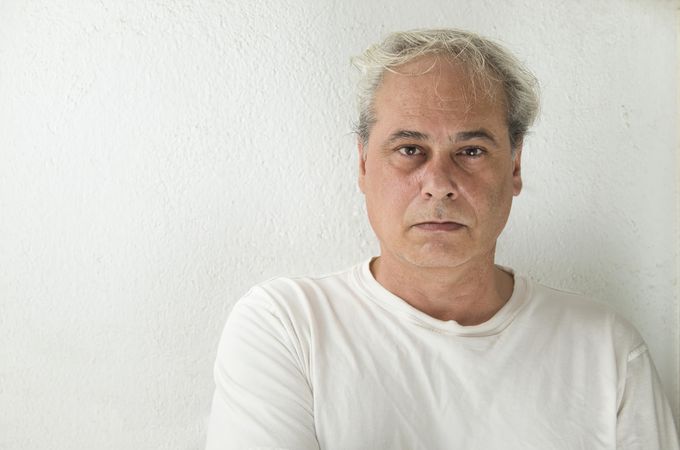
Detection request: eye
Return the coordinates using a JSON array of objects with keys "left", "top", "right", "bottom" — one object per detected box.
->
[
  {"left": 397, "top": 146, "right": 423, "bottom": 157},
  {"left": 459, "top": 147, "right": 485, "bottom": 157}
]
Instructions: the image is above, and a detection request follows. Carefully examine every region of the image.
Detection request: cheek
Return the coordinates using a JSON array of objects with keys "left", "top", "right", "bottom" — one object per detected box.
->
[
  {"left": 468, "top": 174, "right": 514, "bottom": 219},
  {"left": 488, "top": 179, "right": 512, "bottom": 205},
  {"left": 365, "top": 168, "right": 418, "bottom": 221},
  {"left": 389, "top": 177, "right": 420, "bottom": 219},
  {"left": 485, "top": 179, "right": 515, "bottom": 224}
]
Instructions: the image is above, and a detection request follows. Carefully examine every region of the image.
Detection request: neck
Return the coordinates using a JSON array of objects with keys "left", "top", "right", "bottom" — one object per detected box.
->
[{"left": 370, "top": 252, "right": 514, "bottom": 326}]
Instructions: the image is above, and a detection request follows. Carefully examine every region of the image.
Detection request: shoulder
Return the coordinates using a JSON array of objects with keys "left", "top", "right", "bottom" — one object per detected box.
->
[
  {"left": 231, "top": 262, "right": 362, "bottom": 326},
  {"left": 523, "top": 278, "right": 645, "bottom": 353}
]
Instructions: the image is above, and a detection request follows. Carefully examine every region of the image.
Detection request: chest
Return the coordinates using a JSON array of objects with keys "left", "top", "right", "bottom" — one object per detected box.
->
[{"left": 309, "top": 320, "right": 618, "bottom": 450}]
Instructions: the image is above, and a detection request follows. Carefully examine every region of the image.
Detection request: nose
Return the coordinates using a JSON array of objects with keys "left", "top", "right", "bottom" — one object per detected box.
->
[{"left": 420, "top": 155, "right": 457, "bottom": 200}]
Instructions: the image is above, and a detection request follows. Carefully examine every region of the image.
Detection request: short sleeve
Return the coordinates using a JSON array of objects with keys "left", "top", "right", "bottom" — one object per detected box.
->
[
  {"left": 616, "top": 342, "right": 679, "bottom": 450},
  {"left": 205, "top": 287, "right": 320, "bottom": 450}
]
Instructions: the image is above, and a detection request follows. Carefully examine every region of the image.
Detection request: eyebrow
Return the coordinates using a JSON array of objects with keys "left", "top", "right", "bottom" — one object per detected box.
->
[
  {"left": 386, "top": 128, "right": 499, "bottom": 146},
  {"left": 386, "top": 130, "right": 430, "bottom": 144},
  {"left": 451, "top": 129, "right": 498, "bottom": 145}
]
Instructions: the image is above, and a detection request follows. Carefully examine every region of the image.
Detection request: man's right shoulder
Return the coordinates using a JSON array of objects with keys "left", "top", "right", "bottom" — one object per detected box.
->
[{"left": 230, "top": 261, "right": 363, "bottom": 321}]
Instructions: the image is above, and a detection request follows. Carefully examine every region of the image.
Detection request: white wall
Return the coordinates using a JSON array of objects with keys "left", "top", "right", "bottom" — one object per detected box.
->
[{"left": 1, "top": 0, "right": 677, "bottom": 448}]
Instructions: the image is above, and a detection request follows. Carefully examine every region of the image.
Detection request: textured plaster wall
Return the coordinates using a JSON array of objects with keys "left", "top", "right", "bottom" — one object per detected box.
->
[{"left": 1, "top": 0, "right": 678, "bottom": 448}]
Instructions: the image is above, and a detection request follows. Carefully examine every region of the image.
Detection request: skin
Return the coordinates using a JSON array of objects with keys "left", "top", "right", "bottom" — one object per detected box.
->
[{"left": 358, "top": 55, "right": 523, "bottom": 326}]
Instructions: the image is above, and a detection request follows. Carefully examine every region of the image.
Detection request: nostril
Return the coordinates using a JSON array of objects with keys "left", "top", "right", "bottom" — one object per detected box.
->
[{"left": 423, "top": 191, "right": 454, "bottom": 199}]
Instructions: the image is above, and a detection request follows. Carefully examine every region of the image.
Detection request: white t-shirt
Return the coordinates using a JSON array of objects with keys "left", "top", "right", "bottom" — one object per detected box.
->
[{"left": 206, "top": 260, "right": 679, "bottom": 449}]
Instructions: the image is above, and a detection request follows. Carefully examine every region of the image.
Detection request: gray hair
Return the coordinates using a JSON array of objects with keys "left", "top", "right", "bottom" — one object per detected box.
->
[{"left": 351, "top": 29, "right": 540, "bottom": 150}]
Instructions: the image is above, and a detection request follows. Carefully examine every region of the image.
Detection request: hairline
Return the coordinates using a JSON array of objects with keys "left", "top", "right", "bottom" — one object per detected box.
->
[
  {"left": 352, "top": 29, "right": 539, "bottom": 154},
  {"left": 361, "top": 55, "right": 518, "bottom": 158}
]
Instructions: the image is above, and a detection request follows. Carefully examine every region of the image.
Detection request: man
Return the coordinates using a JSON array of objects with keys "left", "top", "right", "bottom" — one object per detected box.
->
[{"left": 206, "top": 29, "right": 679, "bottom": 449}]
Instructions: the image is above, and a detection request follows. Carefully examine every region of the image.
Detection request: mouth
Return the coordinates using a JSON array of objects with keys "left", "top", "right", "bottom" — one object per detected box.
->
[{"left": 413, "top": 221, "right": 465, "bottom": 232}]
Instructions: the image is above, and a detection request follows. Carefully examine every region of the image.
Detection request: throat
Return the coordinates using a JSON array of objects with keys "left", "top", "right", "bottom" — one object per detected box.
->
[{"left": 370, "top": 257, "right": 515, "bottom": 325}]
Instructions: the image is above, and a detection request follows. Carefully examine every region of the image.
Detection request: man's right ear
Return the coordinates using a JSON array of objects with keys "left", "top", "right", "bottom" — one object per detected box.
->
[{"left": 357, "top": 140, "right": 366, "bottom": 193}]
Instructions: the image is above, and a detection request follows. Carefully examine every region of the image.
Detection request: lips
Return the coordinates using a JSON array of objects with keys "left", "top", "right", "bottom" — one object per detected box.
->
[{"left": 413, "top": 221, "right": 464, "bottom": 231}]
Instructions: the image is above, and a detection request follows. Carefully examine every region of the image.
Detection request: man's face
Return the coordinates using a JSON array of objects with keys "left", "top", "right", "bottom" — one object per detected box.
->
[{"left": 358, "top": 55, "right": 522, "bottom": 270}]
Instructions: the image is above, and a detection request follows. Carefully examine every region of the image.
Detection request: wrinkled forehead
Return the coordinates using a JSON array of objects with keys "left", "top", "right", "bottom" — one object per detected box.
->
[{"left": 374, "top": 55, "right": 508, "bottom": 119}]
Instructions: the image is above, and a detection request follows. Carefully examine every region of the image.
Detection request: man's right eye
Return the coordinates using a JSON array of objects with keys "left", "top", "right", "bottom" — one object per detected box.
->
[{"left": 397, "top": 146, "right": 423, "bottom": 156}]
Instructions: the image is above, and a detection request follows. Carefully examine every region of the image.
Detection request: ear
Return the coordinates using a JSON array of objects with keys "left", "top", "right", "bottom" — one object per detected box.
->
[
  {"left": 511, "top": 145, "right": 523, "bottom": 196},
  {"left": 358, "top": 140, "right": 367, "bottom": 193}
]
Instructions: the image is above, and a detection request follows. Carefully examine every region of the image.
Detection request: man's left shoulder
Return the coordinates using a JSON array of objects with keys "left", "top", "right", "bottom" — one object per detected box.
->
[{"left": 525, "top": 278, "right": 644, "bottom": 348}]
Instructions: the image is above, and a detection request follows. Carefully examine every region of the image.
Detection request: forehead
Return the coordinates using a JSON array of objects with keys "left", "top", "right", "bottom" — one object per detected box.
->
[{"left": 372, "top": 55, "right": 507, "bottom": 129}]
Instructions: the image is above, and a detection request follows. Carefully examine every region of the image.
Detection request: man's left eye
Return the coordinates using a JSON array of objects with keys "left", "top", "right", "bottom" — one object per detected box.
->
[{"left": 460, "top": 147, "right": 485, "bottom": 157}]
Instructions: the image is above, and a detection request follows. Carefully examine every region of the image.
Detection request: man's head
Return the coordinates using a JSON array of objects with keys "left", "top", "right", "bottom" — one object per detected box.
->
[
  {"left": 352, "top": 29, "right": 539, "bottom": 152},
  {"left": 353, "top": 29, "right": 540, "bottom": 270}
]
